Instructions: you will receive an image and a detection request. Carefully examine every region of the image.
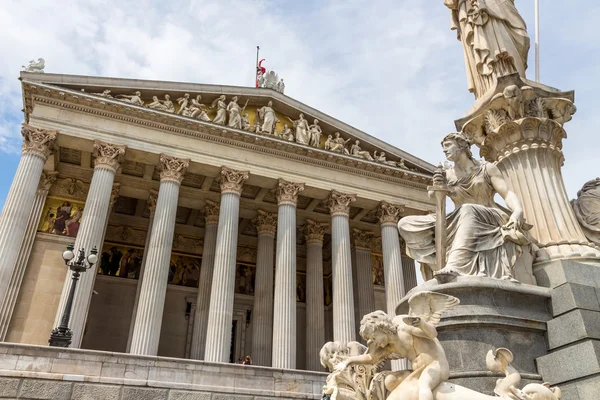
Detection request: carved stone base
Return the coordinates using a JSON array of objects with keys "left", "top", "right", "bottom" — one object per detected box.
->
[{"left": 397, "top": 277, "right": 551, "bottom": 395}]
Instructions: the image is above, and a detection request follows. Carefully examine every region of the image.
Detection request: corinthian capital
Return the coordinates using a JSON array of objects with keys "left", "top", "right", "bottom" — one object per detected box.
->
[
  {"left": 305, "top": 219, "right": 328, "bottom": 244},
  {"left": 21, "top": 124, "right": 57, "bottom": 160},
  {"left": 204, "top": 200, "right": 220, "bottom": 225},
  {"left": 218, "top": 166, "right": 249, "bottom": 195},
  {"left": 352, "top": 228, "right": 375, "bottom": 251},
  {"left": 253, "top": 210, "right": 277, "bottom": 236},
  {"left": 377, "top": 201, "right": 404, "bottom": 226},
  {"left": 276, "top": 179, "right": 305, "bottom": 206},
  {"left": 37, "top": 170, "right": 59, "bottom": 194},
  {"left": 327, "top": 190, "right": 357, "bottom": 217},
  {"left": 93, "top": 140, "right": 126, "bottom": 172},
  {"left": 147, "top": 189, "right": 159, "bottom": 217},
  {"left": 158, "top": 154, "right": 190, "bottom": 184}
]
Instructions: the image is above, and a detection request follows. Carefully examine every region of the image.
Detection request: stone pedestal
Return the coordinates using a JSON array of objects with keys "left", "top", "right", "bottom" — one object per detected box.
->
[
  {"left": 204, "top": 167, "right": 248, "bottom": 363},
  {"left": 397, "top": 277, "right": 551, "bottom": 394},
  {"left": 457, "top": 74, "right": 600, "bottom": 261},
  {"left": 54, "top": 140, "right": 126, "bottom": 347},
  {"left": 190, "top": 200, "right": 220, "bottom": 360},
  {"left": 0, "top": 170, "right": 58, "bottom": 340},
  {"left": 327, "top": 190, "right": 357, "bottom": 344},
  {"left": 534, "top": 259, "right": 600, "bottom": 399},
  {"left": 251, "top": 210, "right": 276, "bottom": 366},
  {"left": 130, "top": 155, "right": 189, "bottom": 356},
  {"left": 272, "top": 179, "right": 304, "bottom": 369},
  {"left": 0, "top": 126, "right": 56, "bottom": 328}
]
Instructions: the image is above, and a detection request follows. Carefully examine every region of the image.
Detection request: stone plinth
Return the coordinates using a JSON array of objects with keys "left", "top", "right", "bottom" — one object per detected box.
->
[
  {"left": 0, "top": 342, "right": 325, "bottom": 399},
  {"left": 396, "top": 277, "right": 551, "bottom": 394},
  {"left": 534, "top": 259, "right": 600, "bottom": 399}
]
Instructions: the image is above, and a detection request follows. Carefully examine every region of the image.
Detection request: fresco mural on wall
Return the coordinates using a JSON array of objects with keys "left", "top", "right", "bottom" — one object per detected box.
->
[
  {"left": 168, "top": 254, "right": 201, "bottom": 288},
  {"left": 98, "top": 244, "right": 144, "bottom": 279},
  {"left": 37, "top": 198, "right": 85, "bottom": 238},
  {"left": 235, "top": 263, "right": 255, "bottom": 295},
  {"left": 372, "top": 254, "right": 385, "bottom": 286}
]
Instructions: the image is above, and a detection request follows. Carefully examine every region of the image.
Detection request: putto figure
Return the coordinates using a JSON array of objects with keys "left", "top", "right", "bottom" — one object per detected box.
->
[
  {"left": 443, "top": 0, "right": 530, "bottom": 98},
  {"left": 398, "top": 133, "right": 535, "bottom": 281}
]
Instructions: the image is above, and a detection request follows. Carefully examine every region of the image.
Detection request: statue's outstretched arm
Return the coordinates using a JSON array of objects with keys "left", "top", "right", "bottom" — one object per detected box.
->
[{"left": 334, "top": 342, "right": 388, "bottom": 371}]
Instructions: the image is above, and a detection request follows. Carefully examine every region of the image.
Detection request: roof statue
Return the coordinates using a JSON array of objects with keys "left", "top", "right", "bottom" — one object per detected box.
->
[
  {"left": 320, "top": 291, "right": 562, "bottom": 400},
  {"left": 443, "top": 0, "right": 530, "bottom": 99},
  {"left": 258, "top": 70, "right": 285, "bottom": 94},
  {"left": 22, "top": 58, "right": 45, "bottom": 73}
]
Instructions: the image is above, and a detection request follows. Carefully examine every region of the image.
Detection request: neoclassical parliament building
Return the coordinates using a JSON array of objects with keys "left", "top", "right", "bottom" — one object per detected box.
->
[{"left": 0, "top": 72, "right": 435, "bottom": 374}]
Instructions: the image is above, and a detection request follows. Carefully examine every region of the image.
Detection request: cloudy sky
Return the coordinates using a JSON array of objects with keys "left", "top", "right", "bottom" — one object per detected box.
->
[{"left": 0, "top": 1, "right": 598, "bottom": 208}]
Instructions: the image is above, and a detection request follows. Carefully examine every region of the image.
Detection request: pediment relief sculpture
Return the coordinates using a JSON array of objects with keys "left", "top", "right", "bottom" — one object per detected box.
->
[
  {"left": 172, "top": 234, "right": 202, "bottom": 254},
  {"left": 398, "top": 132, "right": 535, "bottom": 284},
  {"left": 105, "top": 225, "right": 147, "bottom": 246},
  {"left": 49, "top": 177, "right": 90, "bottom": 201},
  {"left": 321, "top": 291, "right": 561, "bottom": 400}
]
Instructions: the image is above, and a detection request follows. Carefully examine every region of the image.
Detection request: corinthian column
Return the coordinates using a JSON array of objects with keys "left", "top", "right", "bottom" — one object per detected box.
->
[
  {"left": 205, "top": 167, "right": 249, "bottom": 363},
  {"left": 377, "top": 201, "right": 407, "bottom": 370},
  {"left": 327, "top": 190, "right": 357, "bottom": 344},
  {"left": 351, "top": 229, "right": 376, "bottom": 323},
  {"left": 272, "top": 179, "right": 304, "bottom": 369},
  {"left": 0, "top": 125, "right": 56, "bottom": 318},
  {"left": 130, "top": 155, "right": 189, "bottom": 355},
  {"left": 190, "top": 200, "right": 220, "bottom": 360},
  {"left": 0, "top": 170, "right": 58, "bottom": 340},
  {"left": 251, "top": 210, "right": 277, "bottom": 366},
  {"left": 54, "top": 140, "right": 126, "bottom": 347},
  {"left": 305, "top": 219, "right": 328, "bottom": 371},
  {"left": 459, "top": 76, "right": 600, "bottom": 260},
  {"left": 126, "top": 189, "right": 158, "bottom": 352}
]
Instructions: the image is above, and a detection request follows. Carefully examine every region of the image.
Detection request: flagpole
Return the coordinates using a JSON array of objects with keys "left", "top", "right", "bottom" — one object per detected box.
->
[
  {"left": 255, "top": 46, "right": 260, "bottom": 87},
  {"left": 535, "top": 0, "right": 540, "bottom": 82}
]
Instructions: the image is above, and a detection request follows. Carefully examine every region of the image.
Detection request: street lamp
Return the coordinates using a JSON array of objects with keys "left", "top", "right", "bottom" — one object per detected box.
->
[{"left": 48, "top": 243, "right": 98, "bottom": 347}]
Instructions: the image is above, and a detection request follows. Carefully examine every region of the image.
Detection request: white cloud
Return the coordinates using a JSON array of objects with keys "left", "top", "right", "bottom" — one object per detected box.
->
[{"left": 0, "top": 0, "right": 598, "bottom": 201}]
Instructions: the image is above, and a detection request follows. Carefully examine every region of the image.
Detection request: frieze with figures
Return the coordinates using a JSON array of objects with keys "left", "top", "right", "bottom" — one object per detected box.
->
[
  {"left": 371, "top": 253, "right": 385, "bottom": 286},
  {"left": 82, "top": 87, "right": 416, "bottom": 171},
  {"left": 37, "top": 197, "right": 85, "bottom": 238}
]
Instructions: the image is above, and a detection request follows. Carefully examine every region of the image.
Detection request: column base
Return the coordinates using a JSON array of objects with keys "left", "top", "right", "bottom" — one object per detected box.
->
[
  {"left": 535, "top": 242, "right": 600, "bottom": 262},
  {"left": 397, "top": 277, "right": 551, "bottom": 395}
]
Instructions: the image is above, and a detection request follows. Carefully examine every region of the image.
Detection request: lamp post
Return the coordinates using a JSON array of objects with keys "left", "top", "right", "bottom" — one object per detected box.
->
[{"left": 49, "top": 243, "right": 98, "bottom": 347}]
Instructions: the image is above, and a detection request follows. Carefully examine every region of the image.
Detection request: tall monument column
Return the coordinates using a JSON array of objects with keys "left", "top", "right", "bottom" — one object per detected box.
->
[
  {"left": 54, "top": 140, "right": 126, "bottom": 347},
  {"left": 0, "top": 170, "right": 58, "bottom": 340},
  {"left": 126, "top": 189, "right": 158, "bottom": 352},
  {"left": 130, "top": 155, "right": 189, "bottom": 356},
  {"left": 351, "top": 229, "right": 376, "bottom": 323},
  {"left": 305, "top": 219, "right": 328, "bottom": 371},
  {"left": 327, "top": 190, "right": 357, "bottom": 344},
  {"left": 0, "top": 125, "right": 56, "bottom": 319},
  {"left": 272, "top": 179, "right": 304, "bottom": 369},
  {"left": 190, "top": 200, "right": 220, "bottom": 360},
  {"left": 251, "top": 210, "right": 277, "bottom": 366},
  {"left": 204, "top": 167, "right": 249, "bottom": 363}
]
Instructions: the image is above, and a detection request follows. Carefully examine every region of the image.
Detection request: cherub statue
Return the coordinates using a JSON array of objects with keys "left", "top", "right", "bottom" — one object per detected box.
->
[
  {"left": 116, "top": 91, "right": 144, "bottom": 106},
  {"left": 22, "top": 58, "right": 45, "bottom": 73},
  {"left": 350, "top": 140, "right": 375, "bottom": 161}
]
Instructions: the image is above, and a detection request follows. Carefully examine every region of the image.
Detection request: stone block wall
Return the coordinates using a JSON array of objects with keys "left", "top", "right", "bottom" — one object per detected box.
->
[{"left": 0, "top": 343, "right": 325, "bottom": 399}]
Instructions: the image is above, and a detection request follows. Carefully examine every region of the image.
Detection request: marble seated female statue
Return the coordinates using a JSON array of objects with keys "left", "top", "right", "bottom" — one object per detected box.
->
[{"left": 398, "top": 133, "right": 535, "bottom": 283}]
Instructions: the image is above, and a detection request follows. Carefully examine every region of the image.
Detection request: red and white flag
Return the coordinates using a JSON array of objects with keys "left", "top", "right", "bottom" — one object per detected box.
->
[{"left": 256, "top": 59, "right": 266, "bottom": 88}]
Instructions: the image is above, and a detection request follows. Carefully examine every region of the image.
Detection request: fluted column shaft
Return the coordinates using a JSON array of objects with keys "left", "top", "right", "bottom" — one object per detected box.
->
[
  {"left": 305, "top": 219, "right": 327, "bottom": 372},
  {"left": 402, "top": 256, "right": 418, "bottom": 293},
  {"left": 126, "top": 190, "right": 158, "bottom": 352},
  {"left": 0, "top": 126, "right": 56, "bottom": 322},
  {"left": 54, "top": 141, "right": 126, "bottom": 347},
  {"left": 130, "top": 155, "right": 189, "bottom": 355},
  {"left": 190, "top": 201, "right": 220, "bottom": 360},
  {"left": 205, "top": 167, "right": 249, "bottom": 363},
  {"left": 251, "top": 211, "right": 276, "bottom": 366},
  {"left": 272, "top": 179, "right": 304, "bottom": 369},
  {"left": 0, "top": 171, "right": 58, "bottom": 340},
  {"left": 328, "top": 190, "right": 357, "bottom": 344},
  {"left": 354, "top": 247, "right": 376, "bottom": 321}
]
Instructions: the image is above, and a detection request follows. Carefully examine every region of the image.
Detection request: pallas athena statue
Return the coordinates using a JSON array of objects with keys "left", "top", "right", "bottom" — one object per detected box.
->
[
  {"left": 443, "top": 0, "right": 530, "bottom": 98},
  {"left": 398, "top": 132, "right": 535, "bottom": 282}
]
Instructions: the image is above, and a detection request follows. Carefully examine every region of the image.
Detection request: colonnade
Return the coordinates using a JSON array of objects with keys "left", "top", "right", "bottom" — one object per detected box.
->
[{"left": 0, "top": 129, "right": 415, "bottom": 371}]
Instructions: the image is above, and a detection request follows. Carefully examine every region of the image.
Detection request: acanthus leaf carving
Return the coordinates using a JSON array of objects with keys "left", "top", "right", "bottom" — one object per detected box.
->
[
  {"left": 252, "top": 210, "right": 277, "bottom": 236},
  {"left": 327, "top": 190, "right": 357, "bottom": 217},
  {"left": 203, "top": 200, "right": 220, "bottom": 225},
  {"left": 158, "top": 154, "right": 190, "bottom": 184},
  {"left": 305, "top": 219, "right": 328, "bottom": 244},
  {"left": 377, "top": 201, "right": 404, "bottom": 226},
  {"left": 21, "top": 124, "right": 57, "bottom": 160},
  {"left": 93, "top": 140, "right": 126, "bottom": 172},
  {"left": 352, "top": 228, "right": 375, "bottom": 250},
  {"left": 217, "top": 166, "right": 249, "bottom": 195},
  {"left": 275, "top": 178, "right": 305, "bottom": 206}
]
